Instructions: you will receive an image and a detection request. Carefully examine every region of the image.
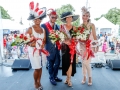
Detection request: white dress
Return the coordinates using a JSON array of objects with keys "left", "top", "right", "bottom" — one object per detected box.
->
[{"left": 28, "top": 27, "right": 44, "bottom": 69}]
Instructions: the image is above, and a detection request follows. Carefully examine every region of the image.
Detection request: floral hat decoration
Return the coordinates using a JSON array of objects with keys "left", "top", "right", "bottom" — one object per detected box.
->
[
  {"left": 81, "top": 6, "right": 90, "bottom": 15},
  {"left": 27, "top": 1, "right": 46, "bottom": 20}
]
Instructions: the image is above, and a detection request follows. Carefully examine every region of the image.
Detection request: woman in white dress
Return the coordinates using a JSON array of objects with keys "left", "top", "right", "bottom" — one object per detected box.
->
[{"left": 26, "top": 1, "right": 46, "bottom": 90}]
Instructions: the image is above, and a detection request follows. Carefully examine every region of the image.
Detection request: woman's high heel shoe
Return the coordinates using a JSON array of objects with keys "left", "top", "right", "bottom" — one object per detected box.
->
[
  {"left": 67, "top": 77, "right": 72, "bottom": 87},
  {"left": 88, "top": 77, "right": 92, "bottom": 86},
  {"left": 81, "top": 80, "right": 86, "bottom": 84},
  {"left": 88, "top": 82, "right": 92, "bottom": 86},
  {"left": 38, "top": 86, "right": 43, "bottom": 90},
  {"left": 67, "top": 81, "right": 72, "bottom": 87},
  {"left": 64, "top": 80, "right": 68, "bottom": 84},
  {"left": 81, "top": 77, "right": 86, "bottom": 84},
  {"left": 64, "top": 77, "right": 69, "bottom": 84}
]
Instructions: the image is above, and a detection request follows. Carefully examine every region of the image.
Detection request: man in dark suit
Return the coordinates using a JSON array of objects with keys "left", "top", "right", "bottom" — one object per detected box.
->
[{"left": 41, "top": 9, "right": 62, "bottom": 85}]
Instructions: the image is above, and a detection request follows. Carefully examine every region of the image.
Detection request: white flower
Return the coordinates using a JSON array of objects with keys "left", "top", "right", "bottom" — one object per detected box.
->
[
  {"left": 81, "top": 34, "right": 86, "bottom": 40},
  {"left": 76, "top": 35, "right": 81, "bottom": 39},
  {"left": 55, "top": 30, "right": 60, "bottom": 35},
  {"left": 85, "top": 30, "right": 90, "bottom": 34},
  {"left": 51, "top": 40, "right": 56, "bottom": 44}
]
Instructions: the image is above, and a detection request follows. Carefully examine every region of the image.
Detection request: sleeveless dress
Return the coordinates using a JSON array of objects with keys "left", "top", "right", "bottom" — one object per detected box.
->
[
  {"left": 62, "top": 26, "right": 76, "bottom": 76},
  {"left": 28, "top": 27, "right": 45, "bottom": 69}
]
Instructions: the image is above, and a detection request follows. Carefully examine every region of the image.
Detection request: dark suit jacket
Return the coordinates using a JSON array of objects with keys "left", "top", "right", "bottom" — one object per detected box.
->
[{"left": 41, "top": 22, "right": 60, "bottom": 60}]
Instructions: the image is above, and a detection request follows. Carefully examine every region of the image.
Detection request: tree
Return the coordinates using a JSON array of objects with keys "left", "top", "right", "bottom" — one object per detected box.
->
[
  {"left": 56, "top": 4, "right": 80, "bottom": 27},
  {"left": 94, "top": 7, "right": 120, "bottom": 36},
  {"left": 0, "top": 6, "right": 11, "bottom": 19},
  {"left": 95, "top": 7, "right": 120, "bottom": 25}
]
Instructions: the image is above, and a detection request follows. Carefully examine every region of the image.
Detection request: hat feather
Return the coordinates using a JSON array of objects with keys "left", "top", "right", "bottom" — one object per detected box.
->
[{"left": 29, "top": 1, "right": 34, "bottom": 15}]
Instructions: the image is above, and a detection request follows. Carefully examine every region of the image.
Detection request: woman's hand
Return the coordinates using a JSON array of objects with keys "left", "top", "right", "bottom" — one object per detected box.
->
[{"left": 41, "top": 44, "right": 45, "bottom": 49}]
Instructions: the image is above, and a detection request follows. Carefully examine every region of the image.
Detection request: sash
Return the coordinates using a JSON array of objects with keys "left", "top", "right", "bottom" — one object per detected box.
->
[
  {"left": 33, "top": 38, "right": 49, "bottom": 56},
  {"left": 45, "top": 22, "right": 61, "bottom": 50},
  {"left": 45, "top": 22, "right": 53, "bottom": 32}
]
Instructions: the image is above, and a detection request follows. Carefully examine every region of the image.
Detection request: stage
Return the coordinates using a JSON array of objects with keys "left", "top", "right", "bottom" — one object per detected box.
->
[{"left": 0, "top": 65, "right": 120, "bottom": 90}]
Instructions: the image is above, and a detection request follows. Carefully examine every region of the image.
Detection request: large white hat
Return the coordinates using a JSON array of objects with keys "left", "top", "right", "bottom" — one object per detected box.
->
[{"left": 27, "top": 1, "right": 46, "bottom": 20}]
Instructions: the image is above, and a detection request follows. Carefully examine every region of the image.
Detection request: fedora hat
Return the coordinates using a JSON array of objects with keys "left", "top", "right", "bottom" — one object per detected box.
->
[{"left": 60, "top": 11, "right": 79, "bottom": 23}]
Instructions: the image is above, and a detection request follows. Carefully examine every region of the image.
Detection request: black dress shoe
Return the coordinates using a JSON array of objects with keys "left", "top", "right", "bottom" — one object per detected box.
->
[{"left": 54, "top": 77, "right": 62, "bottom": 82}]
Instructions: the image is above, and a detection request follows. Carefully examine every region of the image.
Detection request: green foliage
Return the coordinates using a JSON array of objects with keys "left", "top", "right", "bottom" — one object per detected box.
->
[
  {"left": 94, "top": 7, "right": 120, "bottom": 25},
  {"left": 0, "top": 6, "right": 11, "bottom": 19},
  {"left": 56, "top": 4, "right": 80, "bottom": 27}
]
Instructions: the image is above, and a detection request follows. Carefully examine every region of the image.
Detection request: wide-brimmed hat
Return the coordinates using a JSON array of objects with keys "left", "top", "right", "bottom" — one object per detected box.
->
[
  {"left": 60, "top": 11, "right": 79, "bottom": 23},
  {"left": 27, "top": 1, "right": 46, "bottom": 20}
]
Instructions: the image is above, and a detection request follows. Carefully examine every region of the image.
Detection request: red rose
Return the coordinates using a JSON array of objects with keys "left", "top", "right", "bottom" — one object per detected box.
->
[
  {"left": 14, "top": 34, "right": 17, "bottom": 38},
  {"left": 19, "top": 34, "right": 24, "bottom": 39},
  {"left": 24, "top": 36, "right": 28, "bottom": 41},
  {"left": 80, "top": 27, "right": 85, "bottom": 33},
  {"left": 78, "top": 27, "right": 82, "bottom": 30},
  {"left": 56, "top": 35, "right": 59, "bottom": 38}
]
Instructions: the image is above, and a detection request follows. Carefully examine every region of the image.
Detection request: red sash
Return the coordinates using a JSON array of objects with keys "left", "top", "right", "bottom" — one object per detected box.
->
[
  {"left": 45, "top": 22, "right": 61, "bottom": 50},
  {"left": 45, "top": 22, "right": 53, "bottom": 32}
]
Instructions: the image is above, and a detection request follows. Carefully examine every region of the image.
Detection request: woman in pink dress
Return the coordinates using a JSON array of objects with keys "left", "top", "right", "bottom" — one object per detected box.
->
[{"left": 102, "top": 40, "right": 108, "bottom": 53}]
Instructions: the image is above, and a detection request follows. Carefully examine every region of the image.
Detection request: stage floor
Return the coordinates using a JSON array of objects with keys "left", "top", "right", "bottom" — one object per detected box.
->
[{"left": 0, "top": 65, "right": 120, "bottom": 90}]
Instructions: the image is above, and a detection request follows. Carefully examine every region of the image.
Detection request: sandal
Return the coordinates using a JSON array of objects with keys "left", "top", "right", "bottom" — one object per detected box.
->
[
  {"left": 67, "top": 81, "right": 72, "bottom": 87},
  {"left": 38, "top": 86, "right": 43, "bottom": 90},
  {"left": 81, "top": 76, "right": 86, "bottom": 84},
  {"left": 88, "top": 82, "right": 92, "bottom": 86},
  {"left": 81, "top": 80, "right": 86, "bottom": 84},
  {"left": 64, "top": 77, "right": 69, "bottom": 84},
  {"left": 88, "top": 77, "right": 92, "bottom": 86}
]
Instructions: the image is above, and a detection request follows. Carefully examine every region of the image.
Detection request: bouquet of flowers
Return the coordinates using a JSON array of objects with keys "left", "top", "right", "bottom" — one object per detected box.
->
[
  {"left": 49, "top": 30, "right": 67, "bottom": 43},
  {"left": 71, "top": 24, "right": 91, "bottom": 42},
  {"left": 49, "top": 30, "right": 68, "bottom": 50},
  {"left": 11, "top": 34, "right": 35, "bottom": 46}
]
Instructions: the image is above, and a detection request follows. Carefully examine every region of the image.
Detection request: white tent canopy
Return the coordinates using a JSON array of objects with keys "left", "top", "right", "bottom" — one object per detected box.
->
[{"left": 93, "top": 17, "right": 119, "bottom": 28}]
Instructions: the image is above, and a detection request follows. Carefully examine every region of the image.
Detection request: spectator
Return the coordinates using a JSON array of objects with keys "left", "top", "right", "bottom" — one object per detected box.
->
[{"left": 102, "top": 40, "right": 108, "bottom": 53}]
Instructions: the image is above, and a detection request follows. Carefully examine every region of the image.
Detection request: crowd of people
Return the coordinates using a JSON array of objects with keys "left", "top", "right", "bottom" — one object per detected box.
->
[
  {"left": 3, "top": 34, "right": 28, "bottom": 59},
  {"left": 99, "top": 33, "right": 120, "bottom": 54}
]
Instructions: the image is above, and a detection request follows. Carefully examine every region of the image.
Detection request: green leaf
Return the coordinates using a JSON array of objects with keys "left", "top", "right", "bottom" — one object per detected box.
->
[{"left": 0, "top": 6, "right": 12, "bottom": 19}]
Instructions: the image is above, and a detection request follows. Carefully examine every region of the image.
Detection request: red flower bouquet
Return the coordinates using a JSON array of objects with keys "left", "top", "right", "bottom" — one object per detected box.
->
[{"left": 11, "top": 34, "right": 35, "bottom": 46}]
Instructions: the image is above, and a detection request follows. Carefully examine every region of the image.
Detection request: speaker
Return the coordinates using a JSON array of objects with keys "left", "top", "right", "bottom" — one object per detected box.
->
[
  {"left": 11, "top": 59, "right": 31, "bottom": 70},
  {"left": 108, "top": 59, "right": 120, "bottom": 70}
]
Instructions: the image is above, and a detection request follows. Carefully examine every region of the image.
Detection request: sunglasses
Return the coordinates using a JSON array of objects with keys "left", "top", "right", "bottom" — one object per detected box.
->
[{"left": 51, "top": 16, "right": 57, "bottom": 19}]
